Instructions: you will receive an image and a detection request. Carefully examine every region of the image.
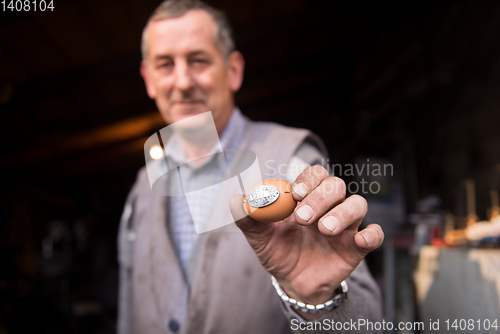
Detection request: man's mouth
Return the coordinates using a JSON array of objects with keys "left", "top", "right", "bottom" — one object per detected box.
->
[{"left": 173, "top": 100, "right": 204, "bottom": 106}]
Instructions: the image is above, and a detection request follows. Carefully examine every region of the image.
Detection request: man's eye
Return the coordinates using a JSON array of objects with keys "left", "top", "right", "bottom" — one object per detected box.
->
[
  {"left": 157, "top": 62, "right": 173, "bottom": 69},
  {"left": 192, "top": 59, "right": 208, "bottom": 64}
]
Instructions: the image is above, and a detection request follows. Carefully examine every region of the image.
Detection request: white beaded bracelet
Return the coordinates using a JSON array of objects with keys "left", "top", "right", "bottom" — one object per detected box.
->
[{"left": 271, "top": 276, "right": 348, "bottom": 314}]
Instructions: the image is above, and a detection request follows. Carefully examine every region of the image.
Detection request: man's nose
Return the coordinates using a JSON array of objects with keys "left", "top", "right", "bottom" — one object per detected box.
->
[{"left": 173, "top": 61, "right": 194, "bottom": 91}]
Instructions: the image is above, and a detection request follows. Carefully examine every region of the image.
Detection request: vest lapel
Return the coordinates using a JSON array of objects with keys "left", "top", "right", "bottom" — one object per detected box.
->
[{"left": 133, "top": 182, "right": 189, "bottom": 333}]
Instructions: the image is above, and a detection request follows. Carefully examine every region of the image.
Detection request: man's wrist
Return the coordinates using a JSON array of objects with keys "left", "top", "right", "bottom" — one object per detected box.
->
[
  {"left": 271, "top": 276, "right": 348, "bottom": 320},
  {"left": 274, "top": 275, "right": 343, "bottom": 305}
]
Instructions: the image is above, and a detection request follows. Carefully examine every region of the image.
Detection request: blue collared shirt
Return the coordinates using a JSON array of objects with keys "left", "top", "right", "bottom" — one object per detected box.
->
[{"left": 164, "top": 108, "right": 246, "bottom": 269}]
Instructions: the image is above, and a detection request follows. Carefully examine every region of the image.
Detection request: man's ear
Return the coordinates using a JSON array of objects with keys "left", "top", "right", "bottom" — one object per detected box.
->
[
  {"left": 228, "top": 51, "right": 245, "bottom": 93},
  {"left": 140, "top": 60, "right": 157, "bottom": 99}
]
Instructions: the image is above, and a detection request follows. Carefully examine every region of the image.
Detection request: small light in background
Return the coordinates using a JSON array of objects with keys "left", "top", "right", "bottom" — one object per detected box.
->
[{"left": 149, "top": 145, "right": 164, "bottom": 160}]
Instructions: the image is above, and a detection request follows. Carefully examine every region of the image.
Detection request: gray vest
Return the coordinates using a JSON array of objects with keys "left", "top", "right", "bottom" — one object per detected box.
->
[{"left": 118, "top": 118, "right": 327, "bottom": 334}]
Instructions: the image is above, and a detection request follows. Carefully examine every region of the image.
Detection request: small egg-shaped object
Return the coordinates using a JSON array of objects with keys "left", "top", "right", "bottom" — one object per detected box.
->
[{"left": 243, "top": 179, "right": 297, "bottom": 223}]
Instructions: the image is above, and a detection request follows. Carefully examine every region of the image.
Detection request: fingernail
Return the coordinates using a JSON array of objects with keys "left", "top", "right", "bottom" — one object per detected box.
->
[
  {"left": 292, "top": 183, "right": 308, "bottom": 198},
  {"left": 361, "top": 233, "right": 372, "bottom": 245},
  {"left": 321, "top": 216, "right": 339, "bottom": 233},
  {"left": 295, "top": 205, "right": 314, "bottom": 222}
]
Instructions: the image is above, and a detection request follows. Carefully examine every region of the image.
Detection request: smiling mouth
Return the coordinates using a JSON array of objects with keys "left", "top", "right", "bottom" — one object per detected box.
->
[{"left": 174, "top": 101, "right": 204, "bottom": 105}]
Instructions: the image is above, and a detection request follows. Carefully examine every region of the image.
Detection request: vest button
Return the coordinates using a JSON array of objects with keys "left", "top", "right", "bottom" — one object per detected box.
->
[{"left": 168, "top": 319, "right": 180, "bottom": 332}]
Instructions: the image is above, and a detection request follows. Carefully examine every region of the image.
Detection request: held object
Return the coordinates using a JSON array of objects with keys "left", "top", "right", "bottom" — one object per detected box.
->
[{"left": 243, "top": 179, "right": 296, "bottom": 223}]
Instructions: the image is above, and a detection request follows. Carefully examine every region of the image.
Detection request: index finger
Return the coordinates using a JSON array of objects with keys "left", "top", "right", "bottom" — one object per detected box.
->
[{"left": 291, "top": 165, "right": 329, "bottom": 201}]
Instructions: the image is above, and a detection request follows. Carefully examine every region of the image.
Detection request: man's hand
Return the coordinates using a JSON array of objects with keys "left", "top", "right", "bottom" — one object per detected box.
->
[{"left": 229, "top": 165, "right": 384, "bottom": 320}]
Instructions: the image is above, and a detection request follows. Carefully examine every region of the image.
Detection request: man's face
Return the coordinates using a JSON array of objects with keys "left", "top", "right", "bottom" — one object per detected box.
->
[{"left": 141, "top": 9, "right": 244, "bottom": 133}]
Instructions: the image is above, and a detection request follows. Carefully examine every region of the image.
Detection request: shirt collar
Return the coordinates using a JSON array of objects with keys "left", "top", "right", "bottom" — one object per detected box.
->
[
  {"left": 163, "top": 107, "right": 245, "bottom": 170},
  {"left": 219, "top": 106, "right": 245, "bottom": 151}
]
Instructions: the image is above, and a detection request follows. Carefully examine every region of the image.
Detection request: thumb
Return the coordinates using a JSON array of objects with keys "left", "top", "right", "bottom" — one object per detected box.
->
[
  {"left": 229, "top": 194, "right": 272, "bottom": 237},
  {"left": 354, "top": 223, "right": 384, "bottom": 253}
]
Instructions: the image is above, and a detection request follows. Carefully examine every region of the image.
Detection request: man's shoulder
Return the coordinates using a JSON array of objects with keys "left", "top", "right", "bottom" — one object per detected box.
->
[
  {"left": 243, "top": 117, "right": 328, "bottom": 158},
  {"left": 245, "top": 117, "right": 304, "bottom": 132},
  {"left": 243, "top": 118, "right": 311, "bottom": 142}
]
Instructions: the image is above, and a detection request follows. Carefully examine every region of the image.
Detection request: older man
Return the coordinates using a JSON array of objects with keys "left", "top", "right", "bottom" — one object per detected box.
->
[{"left": 118, "top": 0, "right": 384, "bottom": 333}]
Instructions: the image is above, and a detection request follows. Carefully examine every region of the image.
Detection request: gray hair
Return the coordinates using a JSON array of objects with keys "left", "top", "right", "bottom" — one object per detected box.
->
[{"left": 141, "top": 0, "right": 235, "bottom": 63}]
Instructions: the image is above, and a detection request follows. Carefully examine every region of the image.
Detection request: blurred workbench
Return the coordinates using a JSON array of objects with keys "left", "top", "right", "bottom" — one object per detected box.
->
[{"left": 414, "top": 246, "right": 500, "bottom": 334}]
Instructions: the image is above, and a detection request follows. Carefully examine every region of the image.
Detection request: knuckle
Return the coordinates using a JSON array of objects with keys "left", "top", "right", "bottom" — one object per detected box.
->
[
  {"left": 299, "top": 166, "right": 315, "bottom": 181},
  {"left": 321, "top": 177, "right": 346, "bottom": 198},
  {"left": 368, "top": 224, "right": 384, "bottom": 246},
  {"left": 352, "top": 194, "right": 368, "bottom": 211},
  {"left": 375, "top": 224, "right": 385, "bottom": 240},
  {"left": 341, "top": 207, "right": 355, "bottom": 223},
  {"left": 308, "top": 165, "right": 329, "bottom": 179},
  {"left": 298, "top": 165, "right": 329, "bottom": 186}
]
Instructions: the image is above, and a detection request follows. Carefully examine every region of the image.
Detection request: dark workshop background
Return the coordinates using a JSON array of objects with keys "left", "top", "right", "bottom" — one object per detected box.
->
[{"left": 1, "top": 0, "right": 500, "bottom": 333}]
